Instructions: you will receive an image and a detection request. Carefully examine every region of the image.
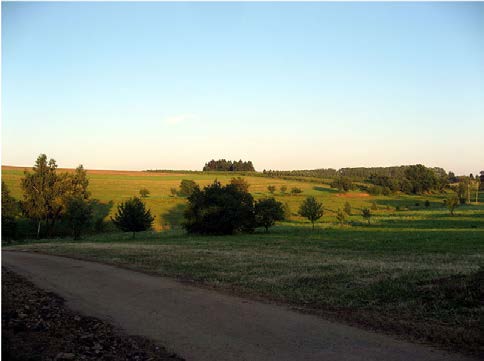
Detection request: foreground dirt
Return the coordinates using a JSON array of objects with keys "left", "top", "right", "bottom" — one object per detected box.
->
[
  {"left": 2, "top": 268, "right": 183, "bottom": 361},
  {"left": 3, "top": 251, "right": 476, "bottom": 361}
]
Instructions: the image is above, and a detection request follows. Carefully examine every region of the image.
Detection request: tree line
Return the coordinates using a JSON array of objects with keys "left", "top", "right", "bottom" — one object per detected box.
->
[{"left": 202, "top": 159, "right": 255, "bottom": 172}]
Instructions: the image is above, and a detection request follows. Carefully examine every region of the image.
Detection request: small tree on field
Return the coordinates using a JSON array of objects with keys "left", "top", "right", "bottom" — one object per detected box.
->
[
  {"left": 139, "top": 188, "right": 150, "bottom": 198},
  {"left": 280, "top": 185, "right": 287, "bottom": 194},
  {"left": 112, "top": 197, "right": 154, "bottom": 238},
  {"left": 371, "top": 201, "right": 378, "bottom": 211},
  {"left": 336, "top": 209, "right": 347, "bottom": 225},
  {"left": 290, "top": 187, "right": 302, "bottom": 195},
  {"left": 170, "top": 187, "right": 178, "bottom": 197},
  {"left": 343, "top": 201, "right": 352, "bottom": 216},
  {"left": 267, "top": 185, "right": 276, "bottom": 194},
  {"left": 362, "top": 208, "right": 372, "bottom": 225},
  {"left": 255, "top": 198, "right": 285, "bottom": 232},
  {"left": 298, "top": 196, "right": 323, "bottom": 230},
  {"left": 283, "top": 202, "right": 291, "bottom": 219},
  {"left": 230, "top": 177, "right": 250, "bottom": 193},
  {"left": 64, "top": 197, "right": 93, "bottom": 240},
  {"left": 447, "top": 194, "right": 459, "bottom": 216},
  {"left": 179, "top": 179, "right": 199, "bottom": 197},
  {"left": 424, "top": 200, "right": 430, "bottom": 208}
]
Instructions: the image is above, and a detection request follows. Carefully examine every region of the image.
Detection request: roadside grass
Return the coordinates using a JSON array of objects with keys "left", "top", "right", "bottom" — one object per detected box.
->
[{"left": 6, "top": 205, "right": 484, "bottom": 355}]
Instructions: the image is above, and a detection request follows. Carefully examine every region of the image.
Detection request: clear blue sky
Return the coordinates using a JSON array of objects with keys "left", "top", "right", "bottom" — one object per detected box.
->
[{"left": 2, "top": 2, "right": 483, "bottom": 175}]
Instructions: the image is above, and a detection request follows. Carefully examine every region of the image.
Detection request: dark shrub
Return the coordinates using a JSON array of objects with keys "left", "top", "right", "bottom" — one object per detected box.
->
[
  {"left": 255, "top": 198, "right": 285, "bottom": 232},
  {"left": 139, "top": 188, "right": 150, "bottom": 198},
  {"left": 112, "top": 197, "right": 154, "bottom": 238},
  {"left": 64, "top": 197, "right": 93, "bottom": 240},
  {"left": 183, "top": 181, "right": 255, "bottom": 235}
]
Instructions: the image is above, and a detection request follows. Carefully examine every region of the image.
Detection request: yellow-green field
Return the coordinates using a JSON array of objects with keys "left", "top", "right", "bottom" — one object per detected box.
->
[{"left": 2, "top": 166, "right": 456, "bottom": 231}]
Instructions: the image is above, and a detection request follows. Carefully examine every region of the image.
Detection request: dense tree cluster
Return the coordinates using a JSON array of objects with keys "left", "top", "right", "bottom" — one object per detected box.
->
[
  {"left": 366, "top": 165, "right": 449, "bottom": 195},
  {"left": 263, "top": 165, "right": 456, "bottom": 195},
  {"left": 339, "top": 166, "right": 408, "bottom": 180},
  {"left": 3, "top": 154, "right": 116, "bottom": 240},
  {"left": 21, "top": 154, "right": 91, "bottom": 238},
  {"left": 203, "top": 159, "right": 255, "bottom": 172},
  {"left": 330, "top": 176, "right": 353, "bottom": 192},
  {"left": 183, "top": 181, "right": 284, "bottom": 234}
]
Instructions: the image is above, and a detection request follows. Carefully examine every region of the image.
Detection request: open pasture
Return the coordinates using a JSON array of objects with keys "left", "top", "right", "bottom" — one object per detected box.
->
[{"left": 1, "top": 166, "right": 465, "bottom": 230}]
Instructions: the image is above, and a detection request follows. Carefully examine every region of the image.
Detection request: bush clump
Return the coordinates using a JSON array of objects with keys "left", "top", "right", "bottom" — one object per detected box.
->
[{"left": 183, "top": 181, "right": 255, "bottom": 235}]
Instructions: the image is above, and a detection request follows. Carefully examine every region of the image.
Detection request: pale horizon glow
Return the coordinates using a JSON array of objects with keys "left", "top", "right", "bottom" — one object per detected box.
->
[{"left": 2, "top": 2, "right": 483, "bottom": 175}]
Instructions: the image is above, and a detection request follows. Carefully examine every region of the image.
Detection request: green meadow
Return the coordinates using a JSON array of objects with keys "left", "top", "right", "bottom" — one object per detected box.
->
[
  {"left": 3, "top": 166, "right": 483, "bottom": 354},
  {"left": 2, "top": 166, "right": 467, "bottom": 230}
]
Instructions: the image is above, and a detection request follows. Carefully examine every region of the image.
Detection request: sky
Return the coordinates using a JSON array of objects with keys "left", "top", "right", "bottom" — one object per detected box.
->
[{"left": 2, "top": 2, "right": 483, "bottom": 175}]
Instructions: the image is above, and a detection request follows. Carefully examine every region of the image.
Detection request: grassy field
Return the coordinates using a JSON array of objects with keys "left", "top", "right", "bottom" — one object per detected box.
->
[
  {"left": 2, "top": 165, "right": 465, "bottom": 230},
  {"left": 3, "top": 166, "right": 483, "bottom": 354}
]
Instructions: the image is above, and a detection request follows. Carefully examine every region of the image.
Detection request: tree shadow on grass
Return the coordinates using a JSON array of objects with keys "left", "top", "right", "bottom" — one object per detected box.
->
[
  {"left": 90, "top": 200, "right": 114, "bottom": 232},
  {"left": 376, "top": 215, "right": 483, "bottom": 229},
  {"left": 160, "top": 203, "right": 187, "bottom": 230},
  {"left": 313, "top": 186, "right": 338, "bottom": 194}
]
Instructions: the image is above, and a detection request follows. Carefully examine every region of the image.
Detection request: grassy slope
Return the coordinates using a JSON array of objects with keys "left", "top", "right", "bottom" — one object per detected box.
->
[
  {"left": 3, "top": 166, "right": 483, "bottom": 354},
  {"left": 2, "top": 166, "right": 458, "bottom": 230}
]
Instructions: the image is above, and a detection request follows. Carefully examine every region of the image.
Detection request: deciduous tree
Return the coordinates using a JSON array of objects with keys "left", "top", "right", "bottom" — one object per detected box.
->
[
  {"left": 336, "top": 209, "right": 347, "bottom": 225},
  {"left": 179, "top": 179, "right": 199, "bottom": 197},
  {"left": 298, "top": 196, "right": 323, "bottom": 230},
  {"left": 255, "top": 198, "right": 285, "bottom": 232},
  {"left": 343, "top": 201, "right": 352, "bottom": 216},
  {"left": 139, "top": 188, "right": 150, "bottom": 198},
  {"left": 362, "top": 208, "right": 372, "bottom": 225},
  {"left": 446, "top": 194, "right": 459, "bottom": 216}
]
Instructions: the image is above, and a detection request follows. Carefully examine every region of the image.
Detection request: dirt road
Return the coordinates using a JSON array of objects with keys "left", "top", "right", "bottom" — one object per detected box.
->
[{"left": 2, "top": 251, "right": 475, "bottom": 361}]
